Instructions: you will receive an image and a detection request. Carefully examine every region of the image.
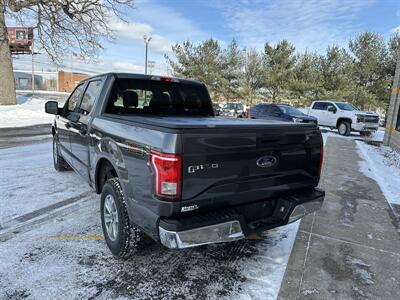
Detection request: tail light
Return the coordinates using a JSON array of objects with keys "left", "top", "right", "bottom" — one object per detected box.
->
[
  {"left": 151, "top": 76, "right": 179, "bottom": 83},
  {"left": 317, "top": 144, "right": 324, "bottom": 177},
  {"left": 150, "top": 151, "right": 182, "bottom": 201}
]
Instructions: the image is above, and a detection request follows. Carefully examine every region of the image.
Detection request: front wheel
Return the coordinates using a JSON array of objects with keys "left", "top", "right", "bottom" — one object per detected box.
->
[
  {"left": 338, "top": 121, "right": 351, "bottom": 136},
  {"left": 100, "top": 178, "right": 144, "bottom": 259}
]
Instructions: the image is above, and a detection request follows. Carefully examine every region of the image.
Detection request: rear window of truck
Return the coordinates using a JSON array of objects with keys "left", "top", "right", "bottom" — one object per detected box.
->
[{"left": 105, "top": 78, "right": 214, "bottom": 116}]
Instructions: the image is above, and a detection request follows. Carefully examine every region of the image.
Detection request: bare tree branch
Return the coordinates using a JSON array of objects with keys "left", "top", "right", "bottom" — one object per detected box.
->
[{"left": 5, "top": 0, "right": 134, "bottom": 64}]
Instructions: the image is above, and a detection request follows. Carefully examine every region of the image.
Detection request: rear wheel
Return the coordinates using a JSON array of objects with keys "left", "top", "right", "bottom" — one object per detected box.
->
[
  {"left": 100, "top": 178, "right": 144, "bottom": 259},
  {"left": 53, "top": 136, "right": 70, "bottom": 171},
  {"left": 338, "top": 121, "right": 351, "bottom": 136}
]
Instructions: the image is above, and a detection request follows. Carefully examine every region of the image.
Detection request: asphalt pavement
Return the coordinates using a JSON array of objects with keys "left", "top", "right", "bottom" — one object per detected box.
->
[{"left": 0, "top": 124, "right": 52, "bottom": 149}]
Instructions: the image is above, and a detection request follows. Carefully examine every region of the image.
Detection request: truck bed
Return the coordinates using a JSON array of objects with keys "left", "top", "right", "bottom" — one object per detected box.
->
[{"left": 97, "top": 113, "right": 322, "bottom": 212}]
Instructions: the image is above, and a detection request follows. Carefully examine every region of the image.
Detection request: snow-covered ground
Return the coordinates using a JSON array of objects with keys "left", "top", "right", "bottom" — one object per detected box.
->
[
  {"left": 319, "top": 126, "right": 385, "bottom": 143},
  {"left": 0, "top": 93, "right": 67, "bottom": 128},
  {"left": 0, "top": 143, "right": 91, "bottom": 223},
  {"left": 0, "top": 141, "right": 302, "bottom": 299},
  {"left": 356, "top": 142, "right": 400, "bottom": 205}
]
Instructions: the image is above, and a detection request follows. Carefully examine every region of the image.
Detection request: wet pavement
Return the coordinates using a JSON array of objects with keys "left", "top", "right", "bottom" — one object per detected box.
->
[{"left": 279, "top": 136, "right": 400, "bottom": 300}]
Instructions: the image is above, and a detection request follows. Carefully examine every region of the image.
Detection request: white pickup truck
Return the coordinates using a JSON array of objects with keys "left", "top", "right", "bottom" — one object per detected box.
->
[{"left": 303, "top": 100, "right": 379, "bottom": 136}]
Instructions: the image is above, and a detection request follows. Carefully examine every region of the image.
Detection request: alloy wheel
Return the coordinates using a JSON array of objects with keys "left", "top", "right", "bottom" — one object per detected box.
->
[
  {"left": 103, "top": 194, "right": 119, "bottom": 241},
  {"left": 338, "top": 123, "right": 346, "bottom": 135}
]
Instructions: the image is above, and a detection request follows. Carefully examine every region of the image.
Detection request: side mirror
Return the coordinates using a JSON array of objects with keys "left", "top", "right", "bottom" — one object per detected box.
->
[
  {"left": 45, "top": 101, "right": 59, "bottom": 115},
  {"left": 327, "top": 106, "right": 336, "bottom": 113}
]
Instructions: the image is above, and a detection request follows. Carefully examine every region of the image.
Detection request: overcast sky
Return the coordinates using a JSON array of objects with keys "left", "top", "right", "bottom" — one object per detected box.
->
[{"left": 9, "top": 0, "right": 400, "bottom": 75}]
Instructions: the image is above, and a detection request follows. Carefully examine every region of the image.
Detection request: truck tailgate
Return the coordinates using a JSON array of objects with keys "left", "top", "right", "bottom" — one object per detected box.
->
[{"left": 181, "top": 125, "right": 322, "bottom": 212}]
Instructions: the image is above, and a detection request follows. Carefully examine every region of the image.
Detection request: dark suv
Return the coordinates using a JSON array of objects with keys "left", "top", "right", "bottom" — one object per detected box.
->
[{"left": 250, "top": 104, "right": 318, "bottom": 124}]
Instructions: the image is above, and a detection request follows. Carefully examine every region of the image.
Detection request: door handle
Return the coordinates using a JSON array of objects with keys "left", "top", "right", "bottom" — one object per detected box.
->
[{"left": 65, "top": 122, "right": 71, "bottom": 129}]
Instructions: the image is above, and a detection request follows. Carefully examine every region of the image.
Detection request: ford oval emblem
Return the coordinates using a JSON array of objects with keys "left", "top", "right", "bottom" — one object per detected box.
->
[{"left": 256, "top": 155, "right": 278, "bottom": 168}]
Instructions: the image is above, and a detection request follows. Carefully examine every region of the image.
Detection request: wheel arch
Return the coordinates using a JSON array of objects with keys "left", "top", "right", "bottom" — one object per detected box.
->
[
  {"left": 336, "top": 117, "right": 352, "bottom": 128},
  {"left": 95, "top": 157, "right": 119, "bottom": 194}
]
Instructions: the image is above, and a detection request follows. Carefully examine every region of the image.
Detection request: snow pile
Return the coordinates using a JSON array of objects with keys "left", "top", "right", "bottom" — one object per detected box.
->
[
  {"left": 376, "top": 145, "right": 400, "bottom": 169},
  {"left": 0, "top": 95, "right": 61, "bottom": 128},
  {"left": 356, "top": 141, "right": 400, "bottom": 205},
  {"left": 370, "top": 129, "right": 385, "bottom": 143}
]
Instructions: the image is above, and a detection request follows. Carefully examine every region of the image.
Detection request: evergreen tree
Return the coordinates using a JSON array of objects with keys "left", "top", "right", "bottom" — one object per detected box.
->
[{"left": 264, "top": 40, "right": 296, "bottom": 102}]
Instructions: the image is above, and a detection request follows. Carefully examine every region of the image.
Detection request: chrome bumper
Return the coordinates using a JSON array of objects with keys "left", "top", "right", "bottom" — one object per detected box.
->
[
  {"left": 159, "top": 221, "right": 245, "bottom": 249},
  {"left": 159, "top": 198, "right": 324, "bottom": 249},
  {"left": 287, "top": 198, "right": 324, "bottom": 224},
  {"left": 353, "top": 122, "right": 378, "bottom": 131}
]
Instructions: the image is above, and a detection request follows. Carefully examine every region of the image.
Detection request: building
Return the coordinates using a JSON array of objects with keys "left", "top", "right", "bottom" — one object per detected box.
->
[
  {"left": 58, "top": 70, "right": 89, "bottom": 92},
  {"left": 8, "top": 27, "right": 33, "bottom": 54},
  {"left": 14, "top": 70, "right": 58, "bottom": 91},
  {"left": 384, "top": 59, "right": 400, "bottom": 152},
  {"left": 13, "top": 70, "right": 89, "bottom": 92}
]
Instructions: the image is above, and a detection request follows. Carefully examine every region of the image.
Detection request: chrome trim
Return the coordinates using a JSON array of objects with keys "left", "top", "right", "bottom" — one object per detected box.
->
[
  {"left": 288, "top": 199, "right": 324, "bottom": 223},
  {"left": 159, "top": 220, "right": 245, "bottom": 249}
]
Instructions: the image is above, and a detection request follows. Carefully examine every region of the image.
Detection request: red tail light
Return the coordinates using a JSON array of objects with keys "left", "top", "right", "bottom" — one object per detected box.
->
[
  {"left": 150, "top": 151, "right": 182, "bottom": 201},
  {"left": 317, "top": 144, "right": 324, "bottom": 177}
]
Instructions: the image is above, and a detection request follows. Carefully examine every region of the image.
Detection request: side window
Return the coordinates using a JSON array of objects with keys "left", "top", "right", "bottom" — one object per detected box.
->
[
  {"left": 312, "top": 102, "right": 324, "bottom": 110},
  {"left": 66, "top": 84, "right": 85, "bottom": 114},
  {"left": 270, "top": 106, "right": 281, "bottom": 115},
  {"left": 262, "top": 106, "right": 273, "bottom": 114},
  {"left": 79, "top": 80, "right": 103, "bottom": 114},
  {"left": 325, "top": 102, "right": 334, "bottom": 110},
  {"left": 250, "top": 106, "right": 259, "bottom": 115}
]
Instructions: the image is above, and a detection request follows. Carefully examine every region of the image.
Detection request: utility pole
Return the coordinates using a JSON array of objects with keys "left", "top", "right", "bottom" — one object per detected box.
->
[
  {"left": 143, "top": 35, "right": 152, "bottom": 75},
  {"left": 31, "top": 35, "right": 35, "bottom": 94}
]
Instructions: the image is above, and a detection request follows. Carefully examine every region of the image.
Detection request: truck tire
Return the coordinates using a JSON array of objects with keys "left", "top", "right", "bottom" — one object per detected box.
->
[
  {"left": 100, "top": 178, "right": 143, "bottom": 259},
  {"left": 53, "top": 136, "right": 71, "bottom": 171},
  {"left": 338, "top": 121, "right": 351, "bottom": 136}
]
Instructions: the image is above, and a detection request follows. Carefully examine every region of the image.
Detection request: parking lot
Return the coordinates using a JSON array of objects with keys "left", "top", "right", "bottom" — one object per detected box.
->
[
  {"left": 1, "top": 128, "right": 399, "bottom": 300},
  {"left": 0, "top": 138, "right": 299, "bottom": 300}
]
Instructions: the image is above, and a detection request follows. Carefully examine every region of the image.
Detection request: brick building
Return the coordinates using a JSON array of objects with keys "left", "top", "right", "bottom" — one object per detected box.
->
[
  {"left": 384, "top": 58, "right": 400, "bottom": 152},
  {"left": 58, "top": 70, "right": 89, "bottom": 92}
]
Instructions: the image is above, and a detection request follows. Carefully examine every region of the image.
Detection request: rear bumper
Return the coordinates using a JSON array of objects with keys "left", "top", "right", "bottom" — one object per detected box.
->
[{"left": 159, "top": 188, "right": 324, "bottom": 249}]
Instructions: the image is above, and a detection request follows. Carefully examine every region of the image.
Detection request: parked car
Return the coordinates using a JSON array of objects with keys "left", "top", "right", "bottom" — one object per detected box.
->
[
  {"left": 379, "top": 116, "right": 386, "bottom": 127},
  {"left": 212, "top": 103, "right": 221, "bottom": 116},
  {"left": 250, "top": 104, "right": 318, "bottom": 124},
  {"left": 220, "top": 102, "right": 245, "bottom": 118},
  {"left": 45, "top": 73, "right": 324, "bottom": 258},
  {"left": 303, "top": 100, "right": 379, "bottom": 136}
]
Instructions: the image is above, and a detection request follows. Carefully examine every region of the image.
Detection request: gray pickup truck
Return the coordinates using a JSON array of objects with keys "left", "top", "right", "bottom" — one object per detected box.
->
[{"left": 45, "top": 73, "right": 325, "bottom": 258}]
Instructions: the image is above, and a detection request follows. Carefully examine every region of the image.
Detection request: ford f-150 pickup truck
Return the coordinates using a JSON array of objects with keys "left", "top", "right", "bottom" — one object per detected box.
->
[
  {"left": 303, "top": 100, "right": 379, "bottom": 136},
  {"left": 45, "top": 73, "right": 325, "bottom": 258}
]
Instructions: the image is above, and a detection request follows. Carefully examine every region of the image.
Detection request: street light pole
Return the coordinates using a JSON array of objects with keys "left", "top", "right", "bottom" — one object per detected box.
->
[
  {"left": 144, "top": 35, "right": 152, "bottom": 75},
  {"left": 31, "top": 35, "right": 35, "bottom": 94}
]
